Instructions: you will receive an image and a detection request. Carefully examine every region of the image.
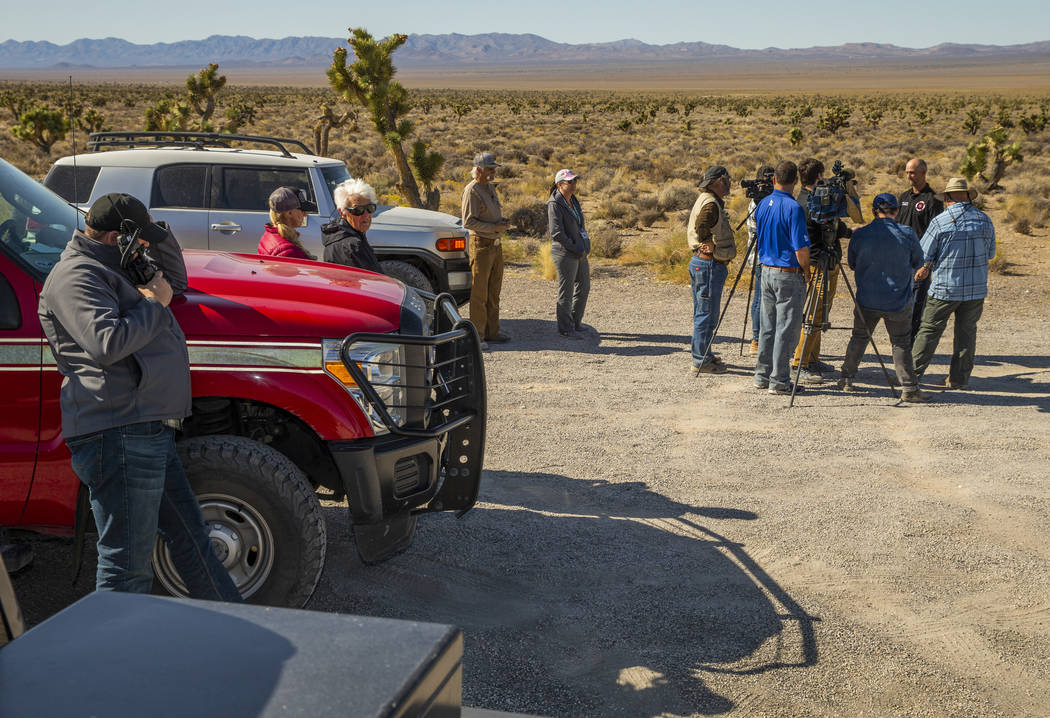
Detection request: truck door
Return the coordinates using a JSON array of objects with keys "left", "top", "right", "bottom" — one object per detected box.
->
[
  {"left": 208, "top": 166, "right": 322, "bottom": 256},
  {"left": 0, "top": 252, "right": 41, "bottom": 525}
]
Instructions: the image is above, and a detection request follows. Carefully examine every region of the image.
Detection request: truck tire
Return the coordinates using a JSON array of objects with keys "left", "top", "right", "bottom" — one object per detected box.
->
[
  {"left": 152, "top": 435, "right": 326, "bottom": 608},
  {"left": 380, "top": 260, "right": 435, "bottom": 294}
]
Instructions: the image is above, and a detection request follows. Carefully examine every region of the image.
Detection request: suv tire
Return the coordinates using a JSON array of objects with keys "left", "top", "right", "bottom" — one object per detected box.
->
[
  {"left": 152, "top": 435, "right": 326, "bottom": 608},
  {"left": 380, "top": 260, "right": 435, "bottom": 294}
]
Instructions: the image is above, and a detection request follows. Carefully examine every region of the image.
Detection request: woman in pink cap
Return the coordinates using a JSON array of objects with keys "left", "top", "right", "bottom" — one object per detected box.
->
[{"left": 546, "top": 169, "right": 592, "bottom": 339}]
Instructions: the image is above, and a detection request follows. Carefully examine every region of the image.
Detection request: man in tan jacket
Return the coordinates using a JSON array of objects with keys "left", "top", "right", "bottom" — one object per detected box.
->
[
  {"left": 687, "top": 165, "right": 736, "bottom": 375},
  {"left": 461, "top": 152, "right": 511, "bottom": 348}
]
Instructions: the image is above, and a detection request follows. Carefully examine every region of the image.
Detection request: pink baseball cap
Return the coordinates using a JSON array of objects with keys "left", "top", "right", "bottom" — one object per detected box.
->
[{"left": 554, "top": 169, "right": 579, "bottom": 183}]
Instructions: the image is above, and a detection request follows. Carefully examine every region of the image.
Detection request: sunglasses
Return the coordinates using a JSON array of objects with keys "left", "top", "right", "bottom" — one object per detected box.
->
[{"left": 344, "top": 203, "right": 377, "bottom": 216}]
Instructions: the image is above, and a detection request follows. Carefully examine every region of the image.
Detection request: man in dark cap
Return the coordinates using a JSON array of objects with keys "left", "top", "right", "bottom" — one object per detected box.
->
[
  {"left": 686, "top": 165, "right": 735, "bottom": 375},
  {"left": 37, "top": 193, "right": 241, "bottom": 600},
  {"left": 837, "top": 193, "right": 930, "bottom": 402}
]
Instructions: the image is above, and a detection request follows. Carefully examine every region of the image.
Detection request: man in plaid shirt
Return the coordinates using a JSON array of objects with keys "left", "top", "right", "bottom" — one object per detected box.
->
[{"left": 911, "top": 177, "right": 996, "bottom": 389}]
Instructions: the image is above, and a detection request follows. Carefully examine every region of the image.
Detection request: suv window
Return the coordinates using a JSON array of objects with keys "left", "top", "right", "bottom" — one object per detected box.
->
[
  {"left": 151, "top": 164, "right": 209, "bottom": 209},
  {"left": 42, "top": 166, "right": 101, "bottom": 204},
  {"left": 321, "top": 165, "right": 351, "bottom": 204},
  {"left": 211, "top": 167, "right": 312, "bottom": 211}
]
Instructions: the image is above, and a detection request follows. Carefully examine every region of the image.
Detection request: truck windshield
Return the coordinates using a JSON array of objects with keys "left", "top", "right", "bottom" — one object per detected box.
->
[
  {"left": 1, "top": 159, "right": 82, "bottom": 278},
  {"left": 320, "top": 164, "right": 352, "bottom": 204}
]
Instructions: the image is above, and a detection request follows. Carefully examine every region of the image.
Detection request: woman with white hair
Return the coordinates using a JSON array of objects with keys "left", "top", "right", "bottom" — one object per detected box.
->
[{"left": 322, "top": 178, "right": 382, "bottom": 273}]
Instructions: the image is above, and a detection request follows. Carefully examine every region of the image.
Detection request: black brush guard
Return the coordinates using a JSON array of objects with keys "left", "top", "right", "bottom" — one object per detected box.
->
[{"left": 338, "top": 292, "right": 486, "bottom": 520}]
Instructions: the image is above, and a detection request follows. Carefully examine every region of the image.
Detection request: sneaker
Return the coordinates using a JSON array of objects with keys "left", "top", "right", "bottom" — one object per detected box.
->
[
  {"left": 574, "top": 323, "right": 593, "bottom": 333},
  {"left": 749, "top": 340, "right": 759, "bottom": 355},
  {"left": 800, "top": 368, "right": 825, "bottom": 385},
  {"left": 768, "top": 382, "right": 804, "bottom": 395},
  {"left": 942, "top": 377, "right": 968, "bottom": 390},
  {"left": 837, "top": 376, "right": 854, "bottom": 391},
  {"left": 753, "top": 378, "right": 769, "bottom": 389},
  {"left": 480, "top": 341, "right": 490, "bottom": 351},
  {"left": 487, "top": 332, "right": 512, "bottom": 344},
  {"left": 693, "top": 361, "right": 728, "bottom": 375},
  {"left": 901, "top": 388, "right": 933, "bottom": 403},
  {"left": 559, "top": 331, "right": 583, "bottom": 340}
]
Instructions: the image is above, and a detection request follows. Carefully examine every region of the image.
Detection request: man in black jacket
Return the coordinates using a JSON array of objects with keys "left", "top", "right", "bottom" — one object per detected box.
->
[
  {"left": 38, "top": 193, "right": 240, "bottom": 600},
  {"left": 323, "top": 179, "right": 382, "bottom": 273},
  {"left": 897, "top": 158, "right": 944, "bottom": 344}
]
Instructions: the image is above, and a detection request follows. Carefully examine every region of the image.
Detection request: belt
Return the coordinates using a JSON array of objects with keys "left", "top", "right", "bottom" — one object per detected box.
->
[
  {"left": 694, "top": 250, "right": 728, "bottom": 264},
  {"left": 761, "top": 264, "right": 804, "bottom": 274}
]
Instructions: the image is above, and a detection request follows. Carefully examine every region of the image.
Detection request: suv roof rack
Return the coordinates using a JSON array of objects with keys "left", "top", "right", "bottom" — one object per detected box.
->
[{"left": 86, "top": 132, "right": 314, "bottom": 158}]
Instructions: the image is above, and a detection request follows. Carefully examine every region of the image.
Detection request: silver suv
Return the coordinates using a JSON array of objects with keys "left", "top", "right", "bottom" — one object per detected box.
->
[{"left": 44, "top": 132, "right": 472, "bottom": 303}]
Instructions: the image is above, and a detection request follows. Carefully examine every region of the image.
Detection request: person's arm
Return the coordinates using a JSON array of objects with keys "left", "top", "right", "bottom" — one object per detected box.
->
[
  {"left": 693, "top": 202, "right": 719, "bottom": 253},
  {"left": 914, "top": 223, "right": 940, "bottom": 281},
  {"left": 548, "top": 200, "right": 567, "bottom": 247},
  {"left": 846, "top": 233, "right": 858, "bottom": 271},
  {"left": 986, "top": 223, "right": 997, "bottom": 261},
  {"left": 907, "top": 229, "right": 924, "bottom": 270},
  {"left": 462, "top": 185, "right": 503, "bottom": 236},
  {"left": 795, "top": 246, "right": 810, "bottom": 275},
  {"left": 148, "top": 225, "right": 188, "bottom": 295},
  {"left": 47, "top": 267, "right": 168, "bottom": 366}
]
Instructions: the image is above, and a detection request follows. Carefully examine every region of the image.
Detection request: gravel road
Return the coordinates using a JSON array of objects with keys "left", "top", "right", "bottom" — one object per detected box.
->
[{"left": 12, "top": 260, "right": 1049, "bottom": 717}]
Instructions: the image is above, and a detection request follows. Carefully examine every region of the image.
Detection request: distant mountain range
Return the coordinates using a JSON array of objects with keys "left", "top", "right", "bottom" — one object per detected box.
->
[{"left": 1, "top": 33, "right": 1049, "bottom": 70}]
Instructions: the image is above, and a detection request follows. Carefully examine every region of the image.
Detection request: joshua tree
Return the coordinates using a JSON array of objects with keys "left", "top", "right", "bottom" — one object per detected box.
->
[
  {"left": 77, "top": 108, "right": 108, "bottom": 134},
  {"left": 788, "top": 127, "right": 804, "bottom": 146},
  {"left": 960, "top": 127, "right": 1022, "bottom": 192},
  {"left": 144, "top": 95, "right": 191, "bottom": 131},
  {"left": 817, "top": 103, "right": 851, "bottom": 135},
  {"left": 408, "top": 140, "right": 444, "bottom": 211},
  {"left": 313, "top": 103, "right": 357, "bottom": 156},
  {"left": 186, "top": 63, "right": 227, "bottom": 130},
  {"left": 962, "top": 107, "right": 985, "bottom": 135},
  {"left": 328, "top": 28, "right": 427, "bottom": 208},
  {"left": 0, "top": 91, "right": 28, "bottom": 123},
  {"left": 221, "top": 100, "right": 259, "bottom": 134},
  {"left": 10, "top": 105, "right": 69, "bottom": 155}
]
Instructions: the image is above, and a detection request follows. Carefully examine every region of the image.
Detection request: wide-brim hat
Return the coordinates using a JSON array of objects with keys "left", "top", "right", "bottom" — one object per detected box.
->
[
  {"left": 86, "top": 193, "right": 168, "bottom": 244},
  {"left": 943, "top": 177, "right": 978, "bottom": 201}
]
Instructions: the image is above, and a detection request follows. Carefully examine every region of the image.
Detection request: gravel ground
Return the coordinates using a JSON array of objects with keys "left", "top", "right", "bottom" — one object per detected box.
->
[{"left": 12, "top": 260, "right": 1050, "bottom": 717}]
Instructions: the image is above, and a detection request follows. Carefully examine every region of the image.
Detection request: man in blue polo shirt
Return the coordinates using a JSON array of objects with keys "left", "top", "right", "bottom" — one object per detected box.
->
[
  {"left": 912, "top": 177, "right": 996, "bottom": 390},
  {"left": 753, "top": 161, "right": 811, "bottom": 395},
  {"left": 837, "top": 193, "right": 930, "bottom": 402}
]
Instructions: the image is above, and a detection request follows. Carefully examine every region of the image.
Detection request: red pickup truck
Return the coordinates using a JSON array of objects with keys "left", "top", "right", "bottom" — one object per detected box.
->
[{"left": 0, "top": 158, "right": 486, "bottom": 607}]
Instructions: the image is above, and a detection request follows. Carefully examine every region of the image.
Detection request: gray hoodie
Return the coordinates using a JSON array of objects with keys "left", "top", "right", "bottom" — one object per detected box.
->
[
  {"left": 38, "top": 228, "right": 191, "bottom": 438},
  {"left": 547, "top": 191, "right": 590, "bottom": 257}
]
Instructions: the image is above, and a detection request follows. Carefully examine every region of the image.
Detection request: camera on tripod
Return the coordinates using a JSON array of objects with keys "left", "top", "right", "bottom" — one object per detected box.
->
[
  {"left": 741, "top": 170, "right": 774, "bottom": 200},
  {"left": 116, "top": 219, "right": 162, "bottom": 285},
  {"left": 806, "top": 160, "right": 855, "bottom": 225}
]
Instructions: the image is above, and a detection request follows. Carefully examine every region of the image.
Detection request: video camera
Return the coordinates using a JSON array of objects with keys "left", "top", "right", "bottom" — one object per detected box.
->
[
  {"left": 741, "top": 170, "right": 774, "bottom": 201},
  {"left": 116, "top": 219, "right": 162, "bottom": 285},
  {"left": 806, "top": 160, "right": 856, "bottom": 226}
]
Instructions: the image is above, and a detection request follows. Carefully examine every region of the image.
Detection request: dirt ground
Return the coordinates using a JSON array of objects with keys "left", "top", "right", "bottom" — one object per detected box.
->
[{"left": 11, "top": 229, "right": 1050, "bottom": 716}]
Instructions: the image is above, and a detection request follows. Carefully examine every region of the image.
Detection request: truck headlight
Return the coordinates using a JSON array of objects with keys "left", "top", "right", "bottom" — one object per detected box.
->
[{"left": 322, "top": 339, "right": 406, "bottom": 433}]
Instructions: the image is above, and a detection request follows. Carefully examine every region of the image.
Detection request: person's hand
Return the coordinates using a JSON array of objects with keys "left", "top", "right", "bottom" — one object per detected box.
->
[
  {"left": 914, "top": 266, "right": 930, "bottom": 282},
  {"left": 138, "top": 271, "right": 173, "bottom": 307},
  {"left": 496, "top": 222, "right": 511, "bottom": 233},
  {"left": 699, "top": 242, "right": 715, "bottom": 254}
]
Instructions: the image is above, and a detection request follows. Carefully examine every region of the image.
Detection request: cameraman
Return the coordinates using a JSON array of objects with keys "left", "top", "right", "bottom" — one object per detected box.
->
[
  {"left": 38, "top": 193, "right": 241, "bottom": 601},
  {"left": 745, "top": 165, "right": 775, "bottom": 354},
  {"left": 792, "top": 158, "right": 863, "bottom": 385}
]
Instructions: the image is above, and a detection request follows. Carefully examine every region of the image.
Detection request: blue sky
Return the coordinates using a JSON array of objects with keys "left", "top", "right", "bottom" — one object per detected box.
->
[{"left": 3, "top": 0, "right": 1046, "bottom": 48}]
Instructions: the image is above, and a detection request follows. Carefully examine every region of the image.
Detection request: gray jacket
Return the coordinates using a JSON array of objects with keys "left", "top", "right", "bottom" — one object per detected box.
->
[
  {"left": 547, "top": 191, "right": 590, "bottom": 257},
  {"left": 38, "top": 228, "right": 191, "bottom": 438}
]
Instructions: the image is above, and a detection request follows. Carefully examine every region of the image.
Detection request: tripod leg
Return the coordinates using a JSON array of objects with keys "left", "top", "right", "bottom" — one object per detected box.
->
[
  {"left": 789, "top": 261, "right": 824, "bottom": 407},
  {"left": 740, "top": 261, "right": 757, "bottom": 356},
  {"left": 836, "top": 263, "right": 900, "bottom": 399}
]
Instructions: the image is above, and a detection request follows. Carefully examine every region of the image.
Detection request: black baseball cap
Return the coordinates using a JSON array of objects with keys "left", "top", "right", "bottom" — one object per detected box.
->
[
  {"left": 269, "top": 186, "right": 318, "bottom": 214},
  {"left": 86, "top": 193, "right": 168, "bottom": 243}
]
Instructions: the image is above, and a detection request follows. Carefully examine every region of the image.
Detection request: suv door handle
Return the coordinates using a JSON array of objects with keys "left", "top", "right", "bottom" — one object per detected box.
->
[{"left": 210, "top": 222, "right": 242, "bottom": 233}]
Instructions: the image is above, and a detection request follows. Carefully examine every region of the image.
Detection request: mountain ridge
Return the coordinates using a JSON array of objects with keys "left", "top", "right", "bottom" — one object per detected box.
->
[{"left": 1, "top": 33, "right": 1048, "bottom": 70}]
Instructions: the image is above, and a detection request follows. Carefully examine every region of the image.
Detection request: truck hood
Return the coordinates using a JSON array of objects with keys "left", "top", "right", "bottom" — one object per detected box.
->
[
  {"left": 373, "top": 205, "right": 463, "bottom": 231},
  {"left": 172, "top": 251, "right": 405, "bottom": 338}
]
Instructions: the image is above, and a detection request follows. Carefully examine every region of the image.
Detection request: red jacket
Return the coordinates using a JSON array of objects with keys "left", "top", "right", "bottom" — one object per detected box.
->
[{"left": 258, "top": 224, "right": 313, "bottom": 260}]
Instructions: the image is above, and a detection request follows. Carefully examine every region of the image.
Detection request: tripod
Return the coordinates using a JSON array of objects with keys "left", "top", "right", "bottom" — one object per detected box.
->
[{"left": 788, "top": 246, "right": 899, "bottom": 407}]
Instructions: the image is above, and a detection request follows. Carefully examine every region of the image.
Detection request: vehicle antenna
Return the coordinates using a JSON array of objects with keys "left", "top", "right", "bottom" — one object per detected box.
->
[{"left": 68, "top": 75, "right": 84, "bottom": 229}]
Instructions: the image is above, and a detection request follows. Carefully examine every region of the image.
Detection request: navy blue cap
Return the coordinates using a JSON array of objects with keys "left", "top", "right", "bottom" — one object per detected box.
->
[{"left": 873, "top": 192, "right": 898, "bottom": 213}]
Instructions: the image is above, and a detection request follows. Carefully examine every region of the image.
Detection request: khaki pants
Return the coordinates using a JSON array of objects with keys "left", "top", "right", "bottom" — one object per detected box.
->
[
  {"left": 793, "top": 266, "right": 838, "bottom": 368},
  {"left": 469, "top": 237, "right": 504, "bottom": 340}
]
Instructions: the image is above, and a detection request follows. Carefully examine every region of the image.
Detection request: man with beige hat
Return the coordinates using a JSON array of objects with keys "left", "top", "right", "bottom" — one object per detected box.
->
[
  {"left": 911, "top": 177, "right": 996, "bottom": 389},
  {"left": 462, "top": 152, "right": 511, "bottom": 348}
]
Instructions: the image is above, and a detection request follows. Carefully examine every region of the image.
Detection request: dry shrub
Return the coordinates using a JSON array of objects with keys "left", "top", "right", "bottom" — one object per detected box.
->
[
  {"left": 589, "top": 224, "right": 625, "bottom": 259},
  {"left": 535, "top": 241, "right": 557, "bottom": 280},
  {"left": 509, "top": 203, "right": 549, "bottom": 237},
  {"left": 594, "top": 196, "right": 632, "bottom": 223},
  {"left": 503, "top": 236, "right": 540, "bottom": 264},
  {"left": 988, "top": 245, "right": 1010, "bottom": 274},
  {"left": 638, "top": 209, "right": 665, "bottom": 227},
  {"left": 619, "top": 228, "right": 691, "bottom": 284},
  {"left": 1005, "top": 195, "right": 1048, "bottom": 230},
  {"left": 657, "top": 179, "right": 698, "bottom": 212}
]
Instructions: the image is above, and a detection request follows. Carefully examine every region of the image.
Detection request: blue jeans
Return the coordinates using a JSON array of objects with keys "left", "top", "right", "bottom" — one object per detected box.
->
[
  {"left": 754, "top": 268, "right": 806, "bottom": 389},
  {"left": 690, "top": 256, "right": 728, "bottom": 366},
  {"left": 66, "top": 421, "right": 241, "bottom": 601},
  {"left": 750, "top": 264, "right": 763, "bottom": 342}
]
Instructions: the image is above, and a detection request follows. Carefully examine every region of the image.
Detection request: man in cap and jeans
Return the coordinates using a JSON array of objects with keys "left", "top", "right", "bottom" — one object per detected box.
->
[
  {"left": 38, "top": 193, "right": 241, "bottom": 600},
  {"left": 911, "top": 178, "right": 996, "bottom": 390},
  {"left": 686, "top": 165, "right": 735, "bottom": 375},
  {"left": 837, "top": 193, "right": 930, "bottom": 402},
  {"left": 462, "top": 152, "right": 511, "bottom": 348}
]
